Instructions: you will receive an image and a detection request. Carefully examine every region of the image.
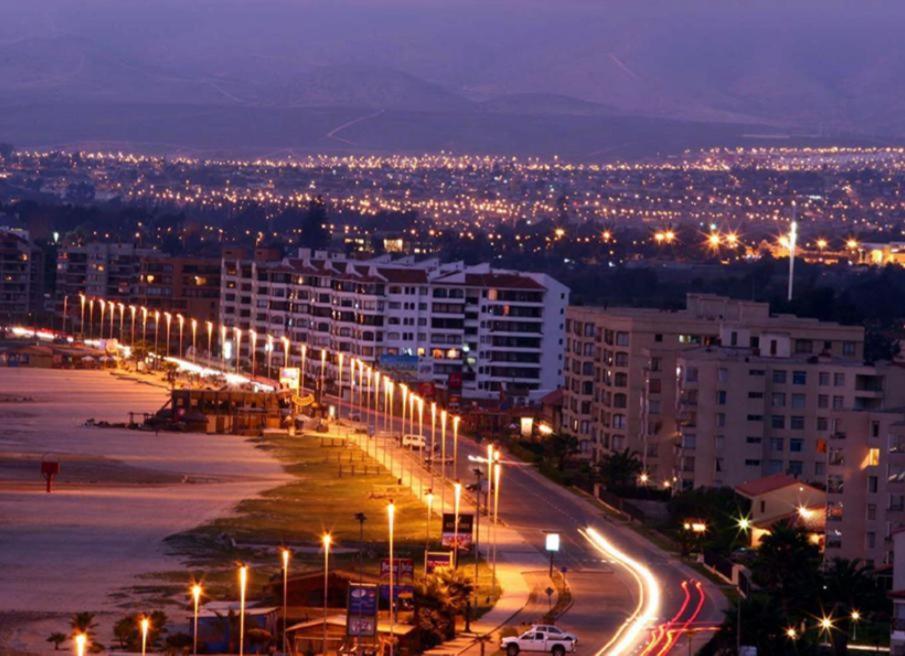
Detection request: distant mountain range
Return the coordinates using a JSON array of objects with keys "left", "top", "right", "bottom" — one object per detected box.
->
[{"left": 0, "top": 1, "right": 904, "bottom": 158}]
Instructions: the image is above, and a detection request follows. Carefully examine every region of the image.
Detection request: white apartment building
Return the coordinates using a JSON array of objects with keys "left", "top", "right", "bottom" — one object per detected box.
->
[
  {"left": 677, "top": 325, "right": 905, "bottom": 565},
  {"left": 219, "top": 249, "right": 569, "bottom": 402}
]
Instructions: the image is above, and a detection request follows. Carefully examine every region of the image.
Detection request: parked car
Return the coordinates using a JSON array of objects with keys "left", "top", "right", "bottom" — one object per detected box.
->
[
  {"left": 501, "top": 629, "right": 575, "bottom": 656},
  {"left": 401, "top": 433, "right": 427, "bottom": 449}
]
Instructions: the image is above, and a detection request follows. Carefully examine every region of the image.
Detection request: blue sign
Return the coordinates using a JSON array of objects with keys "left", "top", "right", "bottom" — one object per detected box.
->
[{"left": 378, "top": 354, "right": 419, "bottom": 370}]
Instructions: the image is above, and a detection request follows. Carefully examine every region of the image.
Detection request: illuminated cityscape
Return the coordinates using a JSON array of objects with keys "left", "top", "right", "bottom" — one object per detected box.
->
[{"left": 4, "top": 2, "right": 905, "bottom": 655}]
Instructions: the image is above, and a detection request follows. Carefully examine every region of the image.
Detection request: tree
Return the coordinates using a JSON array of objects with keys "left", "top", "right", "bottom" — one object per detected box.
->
[
  {"left": 300, "top": 196, "right": 331, "bottom": 249},
  {"left": 597, "top": 448, "right": 642, "bottom": 491},
  {"left": 414, "top": 567, "right": 476, "bottom": 645},
  {"left": 820, "top": 558, "right": 883, "bottom": 656},
  {"left": 703, "top": 593, "right": 817, "bottom": 656},
  {"left": 46, "top": 633, "right": 67, "bottom": 651},
  {"left": 751, "top": 522, "right": 821, "bottom": 614},
  {"left": 69, "top": 612, "right": 103, "bottom": 652},
  {"left": 113, "top": 611, "right": 169, "bottom": 650},
  {"left": 246, "top": 627, "right": 273, "bottom": 653}
]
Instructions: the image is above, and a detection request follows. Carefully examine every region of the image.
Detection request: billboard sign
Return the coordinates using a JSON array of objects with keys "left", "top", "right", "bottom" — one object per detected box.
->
[
  {"left": 379, "top": 558, "right": 414, "bottom": 603},
  {"left": 424, "top": 550, "right": 455, "bottom": 574},
  {"left": 279, "top": 367, "right": 301, "bottom": 391},
  {"left": 346, "top": 583, "right": 378, "bottom": 637},
  {"left": 441, "top": 512, "right": 474, "bottom": 551}
]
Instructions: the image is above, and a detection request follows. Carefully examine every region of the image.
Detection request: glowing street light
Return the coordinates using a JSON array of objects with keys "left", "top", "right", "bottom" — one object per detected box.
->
[
  {"left": 337, "top": 353, "right": 344, "bottom": 419},
  {"left": 141, "top": 306, "right": 148, "bottom": 346},
  {"left": 387, "top": 501, "right": 396, "bottom": 656},
  {"left": 425, "top": 490, "right": 434, "bottom": 546},
  {"left": 280, "top": 549, "right": 291, "bottom": 655},
  {"left": 452, "top": 415, "right": 461, "bottom": 480},
  {"left": 154, "top": 310, "right": 161, "bottom": 355},
  {"left": 129, "top": 305, "right": 137, "bottom": 346},
  {"left": 492, "top": 461, "right": 501, "bottom": 582},
  {"left": 737, "top": 516, "right": 751, "bottom": 533},
  {"left": 190, "top": 318, "right": 198, "bottom": 363},
  {"left": 320, "top": 349, "right": 327, "bottom": 400},
  {"left": 816, "top": 238, "right": 828, "bottom": 250},
  {"left": 206, "top": 321, "right": 213, "bottom": 360},
  {"left": 322, "top": 534, "right": 332, "bottom": 655},
  {"left": 249, "top": 329, "right": 258, "bottom": 377},
  {"left": 79, "top": 293, "right": 86, "bottom": 339},
  {"left": 281, "top": 336, "right": 290, "bottom": 369},
  {"left": 233, "top": 327, "right": 242, "bottom": 374},
  {"left": 706, "top": 231, "right": 721, "bottom": 251},
  {"left": 177, "top": 313, "right": 185, "bottom": 357},
  {"left": 851, "top": 609, "right": 861, "bottom": 640},
  {"left": 74, "top": 632, "right": 87, "bottom": 656},
  {"left": 785, "top": 627, "right": 798, "bottom": 640},
  {"left": 190, "top": 583, "right": 203, "bottom": 656},
  {"left": 238, "top": 564, "right": 248, "bottom": 656},
  {"left": 266, "top": 335, "right": 274, "bottom": 379},
  {"left": 819, "top": 615, "right": 834, "bottom": 642},
  {"left": 453, "top": 481, "right": 462, "bottom": 568},
  {"left": 140, "top": 615, "right": 150, "bottom": 656},
  {"left": 219, "top": 324, "right": 227, "bottom": 365},
  {"left": 300, "top": 344, "right": 307, "bottom": 394}
]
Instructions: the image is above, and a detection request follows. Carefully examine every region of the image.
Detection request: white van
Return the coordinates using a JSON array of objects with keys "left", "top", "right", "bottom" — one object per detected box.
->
[{"left": 401, "top": 434, "right": 427, "bottom": 449}]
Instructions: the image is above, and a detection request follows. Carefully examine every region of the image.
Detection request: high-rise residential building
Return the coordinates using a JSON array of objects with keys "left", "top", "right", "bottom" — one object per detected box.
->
[
  {"left": 0, "top": 227, "right": 44, "bottom": 323},
  {"left": 219, "top": 249, "right": 568, "bottom": 403},
  {"left": 562, "top": 294, "right": 865, "bottom": 472},
  {"left": 136, "top": 255, "right": 221, "bottom": 323},
  {"left": 676, "top": 328, "right": 905, "bottom": 565}
]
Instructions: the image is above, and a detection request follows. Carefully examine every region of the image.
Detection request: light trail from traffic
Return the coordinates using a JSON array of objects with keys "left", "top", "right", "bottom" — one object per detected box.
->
[
  {"left": 640, "top": 581, "right": 690, "bottom": 656},
  {"left": 581, "top": 526, "right": 663, "bottom": 656}
]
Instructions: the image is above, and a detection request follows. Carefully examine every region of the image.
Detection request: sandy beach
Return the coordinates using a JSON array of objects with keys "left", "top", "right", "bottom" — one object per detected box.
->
[{"left": 0, "top": 369, "right": 290, "bottom": 654}]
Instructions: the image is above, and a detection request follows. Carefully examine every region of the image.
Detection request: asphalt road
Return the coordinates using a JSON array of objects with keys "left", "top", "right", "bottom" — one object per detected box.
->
[{"left": 332, "top": 396, "right": 727, "bottom": 655}]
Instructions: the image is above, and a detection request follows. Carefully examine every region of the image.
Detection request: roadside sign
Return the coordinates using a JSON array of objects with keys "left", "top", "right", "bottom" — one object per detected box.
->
[
  {"left": 441, "top": 513, "right": 474, "bottom": 551},
  {"left": 347, "top": 583, "right": 378, "bottom": 637},
  {"left": 424, "top": 550, "right": 455, "bottom": 574}
]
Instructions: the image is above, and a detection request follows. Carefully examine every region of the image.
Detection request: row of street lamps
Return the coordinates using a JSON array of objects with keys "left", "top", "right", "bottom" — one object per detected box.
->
[{"left": 68, "top": 294, "right": 507, "bottom": 656}]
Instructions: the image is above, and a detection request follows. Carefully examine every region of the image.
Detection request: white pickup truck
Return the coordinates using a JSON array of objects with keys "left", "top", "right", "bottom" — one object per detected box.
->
[{"left": 501, "top": 629, "right": 576, "bottom": 656}]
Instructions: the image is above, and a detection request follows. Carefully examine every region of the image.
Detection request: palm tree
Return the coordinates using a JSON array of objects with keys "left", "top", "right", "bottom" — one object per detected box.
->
[
  {"left": 751, "top": 521, "right": 821, "bottom": 613},
  {"left": 597, "top": 448, "right": 642, "bottom": 490},
  {"left": 821, "top": 558, "right": 882, "bottom": 656},
  {"left": 69, "top": 612, "right": 98, "bottom": 640},
  {"left": 46, "top": 633, "right": 67, "bottom": 651},
  {"left": 710, "top": 593, "right": 810, "bottom": 655}
]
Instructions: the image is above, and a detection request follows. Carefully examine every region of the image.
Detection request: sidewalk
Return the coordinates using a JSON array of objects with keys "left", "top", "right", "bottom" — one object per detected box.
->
[{"left": 326, "top": 419, "right": 546, "bottom": 655}]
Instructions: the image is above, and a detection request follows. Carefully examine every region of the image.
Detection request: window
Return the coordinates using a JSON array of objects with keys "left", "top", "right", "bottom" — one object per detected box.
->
[
  {"left": 767, "top": 459, "right": 783, "bottom": 474},
  {"left": 748, "top": 391, "right": 764, "bottom": 399},
  {"left": 654, "top": 333, "right": 663, "bottom": 342},
  {"left": 868, "top": 476, "right": 878, "bottom": 493},
  {"left": 789, "top": 460, "right": 803, "bottom": 476},
  {"left": 771, "top": 393, "right": 786, "bottom": 407},
  {"left": 819, "top": 372, "right": 830, "bottom": 386},
  {"left": 770, "top": 438, "right": 784, "bottom": 451},
  {"left": 817, "top": 417, "right": 829, "bottom": 431},
  {"left": 649, "top": 378, "right": 662, "bottom": 394},
  {"left": 749, "top": 369, "right": 765, "bottom": 376},
  {"left": 745, "top": 459, "right": 761, "bottom": 467},
  {"left": 746, "top": 436, "right": 763, "bottom": 444},
  {"left": 747, "top": 414, "right": 764, "bottom": 422},
  {"left": 868, "top": 448, "right": 880, "bottom": 467},
  {"left": 685, "top": 367, "right": 698, "bottom": 383},
  {"left": 843, "top": 341, "right": 856, "bottom": 357},
  {"left": 833, "top": 395, "right": 844, "bottom": 410},
  {"left": 818, "top": 394, "right": 829, "bottom": 409},
  {"left": 771, "top": 415, "right": 785, "bottom": 429},
  {"left": 773, "top": 370, "right": 787, "bottom": 384},
  {"left": 790, "top": 438, "right": 803, "bottom": 452},
  {"left": 834, "top": 373, "right": 845, "bottom": 387},
  {"left": 792, "top": 371, "right": 807, "bottom": 385},
  {"left": 790, "top": 416, "right": 805, "bottom": 430},
  {"left": 867, "top": 504, "right": 877, "bottom": 520},
  {"left": 791, "top": 393, "right": 806, "bottom": 409},
  {"left": 716, "top": 390, "right": 727, "bottom": 405},
  {"left": 615, "top": 331, "right": 629, "bottom": 346},
  {"left": 717, "top": 413, "right": 726, "bottom": 427},
  {"left": 718, "top": 368, "right": 729, "bottom": 383}
]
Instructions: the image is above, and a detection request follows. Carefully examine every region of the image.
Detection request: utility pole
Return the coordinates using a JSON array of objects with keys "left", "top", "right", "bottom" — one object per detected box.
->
[{"left": 473, "top": 468, "right": 483, "bottom": 584}]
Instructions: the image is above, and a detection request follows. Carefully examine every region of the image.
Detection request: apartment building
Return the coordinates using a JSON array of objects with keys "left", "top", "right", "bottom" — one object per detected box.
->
[
  {"left": 219, "top": 249, "right": 568, "bottom": 402},
  {"left": 676, "top": 326, "right": 905, "bottom": 564},
  {"left": 0, "top": 227, "right": 44, "bottom": 322},
  {"left": 562, "top": 294, "right": 865, "bottom": 473},
  {"left": 135, "top": 255, "right": 221, "bottom": 323},
  {"left": 56, "top": 241, "right": 155, "bottom": 305}
]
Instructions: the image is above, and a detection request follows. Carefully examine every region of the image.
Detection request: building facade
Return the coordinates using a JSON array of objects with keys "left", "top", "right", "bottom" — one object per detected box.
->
[
  {"left": 0, "top": 227, "right": 44, "bottom": 322},
  {"left": 676, "top": 326, "right": 905, "bottom": 565},
  {"left": 219, "top": 249, "right": 568, "bottom": 402},
  {"left": 562, "top": 294, "right": 865, "bottom": 473}
]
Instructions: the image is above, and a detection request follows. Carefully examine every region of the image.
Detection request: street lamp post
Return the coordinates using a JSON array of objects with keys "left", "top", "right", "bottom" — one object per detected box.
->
[
  {"left": 319, "top": 349, "right": 327, "bottom": 402},
  {"left": 300, "top": 344, "right": 307, "bottom": 395},
  {"left": 281, "top": 549, "right": 291, "bottom": 656},
  {"left": 322, "top": 533, "right": 332, "bottom": 655},
  {"left": 206, "top": 321, "right": 214, "bottom": 361},
  {"left": 118, "top": 303, "right": 125, "bottom": 342},
  {"left": 440, "top": 410, "right": 448, "bottom": 515},
  {"left": 220, "top": 325, "right": 227, "bottom": 367},
  {"left": 387, "top": 501, "right": 396, "bottom": 656},
  {"left": 337, "top": 353, "right": 344, "bottom": 419},
  {"left": 140, "top": 615, "right": 150, "bottom": 656},
  {"left": 266, "top": 335, "right": 274, "bottom": 379},
  {"left": 79, "top": 293, "right": 86, "bottom": 339},
  {"left": 129, "top": 305, "right": 136, "bottom": 347},
  {"left": 74, "top": 632, "right": 87, "bottom": 656},
  {"left": 249, "top": 330, "right": 258, "bottom": 377},
  {"left": 191, "top": 583, "right": 202, "bottom": 656},
  {"left": 492, "top": 462, "right": 501, "bottom": 583},
  {"left": 238, "top": 564, "right": 248, "bottom": 656},
  {"left": 282, "top": 336, "right": 290, "bottom": 370},
  {"left": 164, "top": 312, "right": 172, "bottom": 357},
  {"left": 154, "top": 310, "right": 161, "bottom": 356},
  {"left": 452, "top": 415, "right": 461, "bottom": 480},
  {"left": 453, "top": 481, "right": 462, "bottom": 568},
  {"left": 234, "top": 327, "right": 242, "bottom": 374},
  {"left": 191, "top": 318, "right": 197, "bottom": 363},
  {"left": 177, "top": 313, "right": 185, "bottom": 358},
  {"left": 141, "top": 307, "right": 148, "bottom": 347},
  {"left": 426, "top": 490, "right": 433, "bottom": 547}
]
